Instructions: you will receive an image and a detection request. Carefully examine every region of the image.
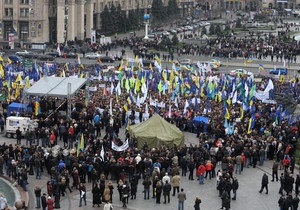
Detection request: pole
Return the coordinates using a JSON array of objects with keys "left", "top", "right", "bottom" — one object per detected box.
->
[{"left": 67, "top": 83, "right": 71, "bottom": 120}]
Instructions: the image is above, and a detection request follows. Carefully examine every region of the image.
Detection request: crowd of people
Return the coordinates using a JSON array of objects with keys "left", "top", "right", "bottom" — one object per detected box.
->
[{"left": 2, "top": 26, "right": 300, "bottom": 209}]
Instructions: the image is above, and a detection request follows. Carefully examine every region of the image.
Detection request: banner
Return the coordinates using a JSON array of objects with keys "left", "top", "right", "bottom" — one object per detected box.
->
[
  {"left": 111, "top": 139, "right": 129, "bottom": 152},
  {"left": 0, "top": 21, "right": 2, "bottom": 35}
]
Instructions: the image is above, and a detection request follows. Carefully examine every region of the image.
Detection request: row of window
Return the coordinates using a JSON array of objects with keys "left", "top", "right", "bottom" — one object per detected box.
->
[
  {"left": 4, "top": 8, "right": 30, "bottom": 17},
  {"left": 5, "top": 0, "right": 29, "bottom": 4}
]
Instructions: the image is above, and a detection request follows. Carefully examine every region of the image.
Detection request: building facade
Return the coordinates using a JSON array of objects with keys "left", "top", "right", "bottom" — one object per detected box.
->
[{"left": 1, "top": 0, "right": 299, "bottom": 45}]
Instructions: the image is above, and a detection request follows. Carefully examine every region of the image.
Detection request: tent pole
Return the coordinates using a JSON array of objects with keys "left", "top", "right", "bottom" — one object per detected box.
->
[{"left": 67, "top": 83, "right": 71, "bottom": 120}]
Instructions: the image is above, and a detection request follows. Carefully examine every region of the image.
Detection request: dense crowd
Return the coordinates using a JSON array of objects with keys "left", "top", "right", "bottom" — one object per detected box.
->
[{"left": 2, "top": 32, "right": 300, "bottom": 209}]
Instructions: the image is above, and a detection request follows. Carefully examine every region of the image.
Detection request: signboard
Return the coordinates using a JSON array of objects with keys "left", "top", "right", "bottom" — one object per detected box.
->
[
  {"left": 9, "top": 33, "right": 14, "bottom": 49},
  {"left": 24, "top": 59, "right": 32, "bottom": 68},
  {"left": 0, "top": 21, "right": 2, "bottom": 35}
]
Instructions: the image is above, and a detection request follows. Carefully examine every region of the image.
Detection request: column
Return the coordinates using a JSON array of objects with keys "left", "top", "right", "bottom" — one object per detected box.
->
[
  {"left": 76, "top": 0, "right": 85, "bottom": 40},
  {"left": 57, "top": 0, "right": 65, "bottom": 43},
  {"left": 85, "top": 0, "right": 94, "bottom": 41},
  {"left": 43, "top": 0, "right": 50, "bottom": 42},
  {"left": 67, "top": 0, "right": 76, "bottom": 41}
]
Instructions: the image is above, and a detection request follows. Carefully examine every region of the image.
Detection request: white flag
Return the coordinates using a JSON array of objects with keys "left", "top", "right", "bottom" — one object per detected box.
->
[
  {"left": 100, "top": 145, "right": 105, "bottom": 161},
  {"left": 57, "top": 43, "right": 61, "bottom": 56},
  {"left": 109, "top": 98, "right": 113, "bottom": 116}
]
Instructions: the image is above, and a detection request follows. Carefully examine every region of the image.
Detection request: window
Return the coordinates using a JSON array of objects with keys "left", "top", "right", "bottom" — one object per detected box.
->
[
  {"left": 20, "top": 0, "right": 29, "bottom": 4},
  {"left": 5, "top": 0, "right": 13, "bottom": 4},
  {"left": 5, "top": 8, "right": 13, "bottom": 17},
  {"left": 20, "top": 8, "right": 30, "bottom": 17}
]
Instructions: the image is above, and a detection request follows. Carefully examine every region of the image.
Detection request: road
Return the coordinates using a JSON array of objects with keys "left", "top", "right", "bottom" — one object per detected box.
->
[{"left": 0, "top": 129, "right": 287, "bottom": 210}]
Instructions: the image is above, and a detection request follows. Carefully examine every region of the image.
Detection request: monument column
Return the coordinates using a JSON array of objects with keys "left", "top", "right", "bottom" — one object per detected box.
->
[
  {"left": 67, "top": 0, "right": 76, "bottom": 41},
  {"left": 86, "top": 0, "right": 94, "bottom": 41},
  {"left": 57, "top": 0, "right": 65, "bottom": 43},
  {"left": 76, "top": 0, "right": 85, "bottom": 40},
  {"left": 43, "top": 0, "right": 50, "bottom": 42}
]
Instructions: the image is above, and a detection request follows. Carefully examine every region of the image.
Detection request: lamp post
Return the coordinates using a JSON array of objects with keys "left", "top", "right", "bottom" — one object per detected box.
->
[{"left": 143, "top": 13, "right": 151, "bottom": 40}]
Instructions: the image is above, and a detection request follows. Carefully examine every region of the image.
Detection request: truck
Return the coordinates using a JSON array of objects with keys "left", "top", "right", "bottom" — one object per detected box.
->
[{"left": 5, "top": 116, "right": 38, "bottom": 138}]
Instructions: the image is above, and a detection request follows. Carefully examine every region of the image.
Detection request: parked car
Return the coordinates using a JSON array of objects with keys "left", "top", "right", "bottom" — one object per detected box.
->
[
  {"left": 46, "top": 51, "right": 60, "bottom": 57},
  {"left": 63, "top": 52, "right": 77, "bottom": 58},
  {"left": 37, "top": 55, "right": 55, "bottom": 61},
  {"left": 207, "top": 59, "right": 222, "bottom": 67},
  {"left": 269, "top": 68, "right": 288, "bottom": 75},
  {"left": 198, "top": 61, "right": 219, "bottom": 71},
  {"left": 99, "top": 56, "right": 114, "bottom": 63},
  {"left": 229, "top": 69, "right": 254, "bottom": 77},
  {"left": 8, "top": 54, "right": 23, "bottom": 63},
  {"left": 15, "top": 50, "right": 31, "bottom": 56},
  {"left": 22, "top": 52, "right": 38, "bottom": 59},
  {"left": 85, "top": 52, "right": 102, "bottom": 59}
]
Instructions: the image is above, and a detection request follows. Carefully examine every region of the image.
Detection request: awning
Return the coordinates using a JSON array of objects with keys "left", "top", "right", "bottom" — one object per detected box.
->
[{"left": 27, "top": 76, "right": 88, "bottom": 97}]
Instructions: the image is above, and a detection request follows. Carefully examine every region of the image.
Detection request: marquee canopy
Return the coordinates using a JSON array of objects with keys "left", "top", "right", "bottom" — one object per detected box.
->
[{"left": 26, "top": 77, "right": 88, "bottom": 97}]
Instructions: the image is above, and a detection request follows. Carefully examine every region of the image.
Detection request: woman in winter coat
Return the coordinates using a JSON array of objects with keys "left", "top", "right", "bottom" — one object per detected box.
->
[
  {"left": 72, "top": 168, "right": 79, "bottom": 189},
  {"left": 107, "top": 180, "right": 114, "bottom": 203},
  {"left": 47, "top": 196, "right": 54, "bottom": 210},
  {"left": 92, "top": 183, "right": 101, "bottom": 207},
  {"left": 47, "top": 181, "right": 53, "bottom": 196},
  {"left": 103, "top": 185, "right": 111, "bottom": 203},
  {"left": 194, "top": 196, "right": 202, "bottom": 210},
  {"left": 155, "top": 181, "right": 162, "bottom": 204},
  {"left": 117, "top": 179, "right": 124, "bottom": 201}
]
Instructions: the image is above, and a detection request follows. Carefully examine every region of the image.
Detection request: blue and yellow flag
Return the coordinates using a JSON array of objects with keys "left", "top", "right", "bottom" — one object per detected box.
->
[
  {"left": 35, "top": 96, "right": 41, "bottom": 116},
  {"left": 77, "top": 133, "right": 85, "bottom": 157}
]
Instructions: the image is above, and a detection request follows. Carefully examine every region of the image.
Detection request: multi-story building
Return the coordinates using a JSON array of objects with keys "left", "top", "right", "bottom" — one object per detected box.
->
[{"left": 1, "top": 0, "right": 298, "bottom": 46}]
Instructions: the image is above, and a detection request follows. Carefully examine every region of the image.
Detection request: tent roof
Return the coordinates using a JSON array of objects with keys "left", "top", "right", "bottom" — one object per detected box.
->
[
  {"left": 9, "top": 102, "right": 28, "bottom": 109},
  {"left": 26, "top": 77, "right": 88, "bottom": 97},
  {"left": 129, "top": 114, "right": 184, "bottom": 148}
]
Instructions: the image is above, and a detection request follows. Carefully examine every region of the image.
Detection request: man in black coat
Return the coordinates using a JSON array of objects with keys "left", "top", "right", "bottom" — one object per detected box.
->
[
  {"left": 41, "top": 193, "right": 47, "bottom": 210},
  {"left": 232, "top": 177, "right": 239, "bottom": 200},
  {"left": 259, "top": 173, "right": 269, "bottom": 194},
  {"left": 163, "top": 180, "right": 171, "bottom": 204}
]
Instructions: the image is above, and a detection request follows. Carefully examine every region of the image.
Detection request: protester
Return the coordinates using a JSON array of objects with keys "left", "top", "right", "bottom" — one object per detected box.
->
[
  {"left": 259, "top": 173, "right": 269, "bottom": 194},
  {"left": 34, "top": 186, "right": 42, "bottom": 209},
  {"left": 194, "top": 196, "right": 201, "bottom": 210},
  {"left": 177, "top": 188, "right": 186, "bottom": 210}
]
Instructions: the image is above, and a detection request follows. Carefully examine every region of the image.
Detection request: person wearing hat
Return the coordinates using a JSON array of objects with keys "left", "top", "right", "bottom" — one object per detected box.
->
[
  {"left": 103, "top": 201, "right": 113, "bottom": 210},
  {"left": 41, "top": 193, "right": 47, "bottom": 210},
  {"left": 47, "top": 196, "right": 54, "bottom": 210}
]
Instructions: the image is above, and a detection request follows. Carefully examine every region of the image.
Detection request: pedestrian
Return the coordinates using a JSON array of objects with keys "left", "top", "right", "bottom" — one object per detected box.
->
[
  {"left": 155, "top": 181, "right": 162, "bottom": 204},
  {"left": 21, "top": 169, "right": 28, "bottom": 191},
  {"left": 92, "top": 183, "right": 101, "bottom": 207},
  {"left": 163, "top": 180, "right": 171, "bottom": 204},
  {"left": 103, "top": 201, "right": 113, "bottom": 210},
  {"left": 296, "top": 174, "right": 300, "bottom": 195},
  {"left": 103, "top": 185, "right": 111, "bottom": 203},
  {"left": 34, "top": 186, "right": 42, "bottom": 208},
  {"left": 292, "top": 194, "right": 299, "bottom": 210},
  {"left": 79, "top": 183, "right": 87, "bottom": 207},
  {"left": 171, "top": 173, "right": 181, "bottom": 196},
  {"left": 142, "top": 176, "right": 151, "bottom": 200},
  {"left": 205, "top": 160, "right": 213, "bottom": 179},
  {"left": 194, "top": 196, "right": 201, "bottom": 210},
  {"left": 271, "top": 160, "right": 279, "bottom": 182},
  {"left": 221, "top": 190, "right": 230, "bottom": 210},
  {"left": 16, "top": 127, "right": 22, "bottom": 145},
  {"left": 47, "top": 196, "right": 54, "bottom": 210},
  {"left": 279, "top": 173, "right": 285, "bottom": 195},
  {"left": 259, "top": 173, "right": 269, "bottom": 194},
  {"left": 41, "top": 193, "right": 47, "bottom": 210},
  {"left": 121, "top": 184, "right": 128, "bottom": 208},
  {"left": 162, "top": 172, "right": 170, "bottom": 185},
  {"left": 196, "top": 163, "right": 206, "bottom": 185},
  {"left": 232, "top": 177, "right": 239, "bottom": 200},
  {"left": 177, "top": 188, "right": 186, "bottom": 210},
  {"left": 0, "top": 193, "right": 7, "bottom": 210}
]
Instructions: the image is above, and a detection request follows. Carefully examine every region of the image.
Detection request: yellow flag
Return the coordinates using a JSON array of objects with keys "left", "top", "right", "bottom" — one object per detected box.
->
[
  {"left": 279, "top": 75, "right": 285, "bottom": 83},
  {"left": 244, "top": 60, "right": 247, "bottom": 67},
  {"left": 0, "top": 65, "right": 4, "bottom": 77},
  {"left": 0, "top": 56, "right": 3, "bottom": 63},
  {"left": 240, "top": 106, "right": 244, "bottom": 120},
  {"left": 7, "top": 58, "right": 12, "bottom": 64},
  {"left": 226, "top": 97, "right": 231, "bottom": 106},
  {"left": 14, "top": 74, "right": 22, "bottom": 83},
  {"left": 162, "top": 70, "right": 167, "bottom": 82},
  {"left": 118, "top": 60, "right": 123, "bottom": 71},
  {"left": 225, "top": 108, "right": 230, "bottom": 119},
  {"left": 247, "top": 117, "right": 252, "bottom": 134}
]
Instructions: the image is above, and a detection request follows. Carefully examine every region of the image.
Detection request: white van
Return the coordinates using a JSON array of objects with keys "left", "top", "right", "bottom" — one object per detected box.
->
[{"left": 5, "top": 116, "right": 38, "bottom": 138}]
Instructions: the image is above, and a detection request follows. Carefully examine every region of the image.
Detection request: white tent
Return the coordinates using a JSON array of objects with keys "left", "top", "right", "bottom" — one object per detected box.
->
[{"left": 26, "top": 77, "right": 88, "bottom": 97}]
